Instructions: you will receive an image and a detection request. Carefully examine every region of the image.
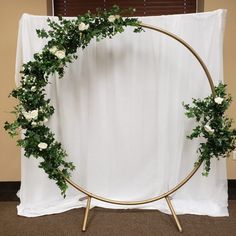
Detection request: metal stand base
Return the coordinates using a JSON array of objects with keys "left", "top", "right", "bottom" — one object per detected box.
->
[
  {"left": 81, "top": 195, "right": 182, "bottom": 232},
  {"left": 82, "top": 196, "right": 91, "bottom": 232},
  {"left": 165, "top": 196, "right": 182, "bottom": 232}
]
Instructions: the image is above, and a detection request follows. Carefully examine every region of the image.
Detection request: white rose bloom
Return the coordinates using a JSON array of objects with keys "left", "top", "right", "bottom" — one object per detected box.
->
[
  {"left": 214, "top": 97, "right": 224, "bottom": 104},
  {"left": 31, "top": 86, "right": 37, "bottom": 92},
  {"left": 108, "top": 15, "right": 116, "bottom": 23},
  {"left": 30, "top": 109, "right": 39, "bottom": 119},
  {"left": 78, "top": 22, "right": 89, "bottom": 31},
  {"left": 55, "top": 50, "right": 66, "bottom": 59},
  {"left": 204, "top": 124, "right": 214, "bottom": 134},
  {"left": 31, "top": 121, "right": 37, "bottom": 126},
  {"left": 22, "top": 111, "right": 32, "bottom": 120},
  {"left": 49, "top": 46, "right": 58, "bottom": 54},
  {"left": 23, "top": 109, "right": 38, "bottom": 120},
  {"left": 38, "top": 142, "right": 48, "bottom": 150},
  {"left": 115, "top": 15, "right": 120, "bottom": 19}
]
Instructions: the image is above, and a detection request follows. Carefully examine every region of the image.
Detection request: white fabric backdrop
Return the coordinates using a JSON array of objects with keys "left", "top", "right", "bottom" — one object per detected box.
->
[{"left": 15, "top": 10, "right": 228, "bottom": 217}]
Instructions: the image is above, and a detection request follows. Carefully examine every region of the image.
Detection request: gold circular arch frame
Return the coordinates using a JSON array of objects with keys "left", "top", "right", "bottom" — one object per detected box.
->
[{"left": 63, "top": 23, "right": 216, "bottom": 232}]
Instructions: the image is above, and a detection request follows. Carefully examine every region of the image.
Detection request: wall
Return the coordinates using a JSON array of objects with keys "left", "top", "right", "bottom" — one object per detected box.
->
[
  {"left": 0, "top": 1, "right": 48, "bottom": 181},
  {"left": 0, "top": 1, "right": 236, "bottom": 181},
  {"left": 204, "top": 0, "right": 236, "bottom": 179}
]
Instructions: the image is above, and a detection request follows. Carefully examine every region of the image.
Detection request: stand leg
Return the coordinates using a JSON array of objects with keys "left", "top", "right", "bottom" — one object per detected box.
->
[
  {"left": 82, "top": 196, "right": 91, "bottom": 232},
  {"left": 165, "top": 196, "right": 182, "bottom": 232}
]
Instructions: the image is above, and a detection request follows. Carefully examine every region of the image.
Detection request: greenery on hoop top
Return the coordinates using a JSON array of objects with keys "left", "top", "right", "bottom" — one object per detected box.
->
[
  {"left": 4, "top": 5, "right": 236, "bottom": 196},
  {"left": 183, "top": 83, "right": 236, "bottom": 176},
  {"left": 4, "top": 6, "right": 143, "bottom": 197}
]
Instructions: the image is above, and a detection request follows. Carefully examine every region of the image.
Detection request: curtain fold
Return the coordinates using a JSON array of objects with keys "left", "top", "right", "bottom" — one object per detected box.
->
[{"left": 16, "top": 10, "right": 228, "bottom": 217}]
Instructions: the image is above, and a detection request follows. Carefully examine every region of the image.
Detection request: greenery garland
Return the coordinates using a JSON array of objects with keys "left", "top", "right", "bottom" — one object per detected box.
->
[
  {"left": 4, "top": 5, "right": 236, "bottom": 196},
  {"left": 183, "top": 83, "right": 236, "bottom": 176}
]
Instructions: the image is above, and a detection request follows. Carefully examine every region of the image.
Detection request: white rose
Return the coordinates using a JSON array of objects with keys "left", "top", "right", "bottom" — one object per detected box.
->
[
  {"left": 115, "top": 15, "right": 120, "bottom": 20},
  {"left": 31, "top": 86, "right": 37, "bottom": 92},
  {"left": 49, "top": 46, "right": 58, "bottom": 54},
  {"left": 108, "top": 15, "right": 116, "bottom": 23},
  {"left": 55, "top": 50, "right": 66, "bottom": 59},
  {"left": 204, "top": 124, "right": 214, "bottom": 134},
  {"left": 31, "top": 121, "right": 37, "bottom": 126},
  {"left": 30, "top": 109, "right": 39, "bottom": 120},
  {"left": 23, "top": 109, "right": 38, "bottom": 120},
  {"left": 22, "top": 111, "right": 32, "bottom": 120},
  {"left": 78, "top": 22, "right": 89, "bottom": 31},
  {"left": 214, "top": 97, "right": 224, "bottom": 104},
  {"left": 38, "top": 142, "right": 48, "bottom": 150}
]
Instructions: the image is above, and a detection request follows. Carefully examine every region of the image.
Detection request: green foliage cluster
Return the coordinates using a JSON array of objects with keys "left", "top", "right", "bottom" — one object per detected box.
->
[
  {"left": 4, "top": 6, "right": 143, "bottom": 196},
  {"left": 183, "top": 83, "right": 236, "bottom": 176}
]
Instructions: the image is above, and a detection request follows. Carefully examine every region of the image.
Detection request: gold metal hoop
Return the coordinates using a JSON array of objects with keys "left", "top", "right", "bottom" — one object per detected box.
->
[{"left": 63, "top": 23, "right": 216, "bottom": 232}]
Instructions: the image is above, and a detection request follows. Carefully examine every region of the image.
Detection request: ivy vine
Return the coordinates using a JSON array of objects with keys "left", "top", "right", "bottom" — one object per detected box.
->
[{"left": 183, "top": 83, "right": 236, "bottom": 176}]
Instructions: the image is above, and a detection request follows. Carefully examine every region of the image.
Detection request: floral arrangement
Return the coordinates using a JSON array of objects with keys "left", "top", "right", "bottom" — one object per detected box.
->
[
  {"left": 183, "top": 83, "right": 236, "bottom": 176},
  {"left": 4, "top": 5, "right": 236, "bottom": 196}
]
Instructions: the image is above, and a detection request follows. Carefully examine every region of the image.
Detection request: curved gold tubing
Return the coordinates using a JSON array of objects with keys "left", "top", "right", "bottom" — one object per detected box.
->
[
  {"left": 63, "top": 23, "right": 216, "bottom": 206},
  {"left": 65, "top": 161, "right": 203, "bottom": 205},
  {"left": 139, "top": 23, "right": 216, "bottom": 97}
]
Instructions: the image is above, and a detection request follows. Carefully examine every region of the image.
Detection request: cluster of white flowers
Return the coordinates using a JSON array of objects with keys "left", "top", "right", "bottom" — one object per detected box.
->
[
  {"left": 78, "top": 22, "right": 89, "bottom": 31},
  {"left": 38, "top": 142, "right": 48, "bottom": 150},
  {"left": 22, "top": 76, "right": 35, "bottom": 83},
  {"left": 22, "top": 109, "right": 38, "bottom": 120},
  {"left": 49, "top": 46, "right": 66, "bottom": 59},
  {"left": 203, "top": 97, "right": 224, "bottom": 134},
  {"left": 31, "top": 117, "right": 48, "bottom": 127},
  {"left": 214, "top": 96, "right": 224, "bottom": 104},
  {"left": 18, "top": 76, "right": 36, "bottom": 88},
  {"left": 108, "top": 14, "right": 120, "bottom": 23}
]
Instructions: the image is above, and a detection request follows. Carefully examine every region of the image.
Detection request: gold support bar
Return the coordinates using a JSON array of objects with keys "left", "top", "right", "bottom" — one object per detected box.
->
[
  {"left": 165, "top": 196, "right": 182, "bottom": 232},
  {"left": 82, "top": 196, "right": 92, "bottom": 232}
]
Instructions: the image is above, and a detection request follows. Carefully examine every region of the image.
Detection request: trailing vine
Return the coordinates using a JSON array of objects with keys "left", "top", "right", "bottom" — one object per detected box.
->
[{"left": 183, "top": 83, "right": 236, "bottom": 176}]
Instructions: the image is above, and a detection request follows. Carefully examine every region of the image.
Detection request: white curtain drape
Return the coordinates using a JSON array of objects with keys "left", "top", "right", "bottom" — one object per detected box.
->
[{"left": 15, "top": 10, "right": 228, "bottom": 217}]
